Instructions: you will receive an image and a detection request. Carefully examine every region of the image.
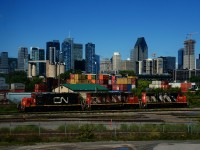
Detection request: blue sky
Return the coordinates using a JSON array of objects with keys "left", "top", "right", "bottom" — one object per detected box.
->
[{"left": 0, "top": 0, "right": 200, "bottom": 60}]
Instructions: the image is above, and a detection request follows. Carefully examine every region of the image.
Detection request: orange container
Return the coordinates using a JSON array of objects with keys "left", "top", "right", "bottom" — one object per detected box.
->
[
  {"left": 70, "top": 74, "right": 75, "bottom": 79},
  {"left": 112, "top": 85, "right": 120, "bottom": 91},
  {"left": 91, "top": 80, "right": 96, "bottom": 84},
  {"left": 131, "top": 78, "right": 136, "bottom": 85},
  {"left": 99, "top": 74, "right": 109, "bottom": 80},
  {"left": 87, "top": 74, "right": 92, "bottom": 80}
]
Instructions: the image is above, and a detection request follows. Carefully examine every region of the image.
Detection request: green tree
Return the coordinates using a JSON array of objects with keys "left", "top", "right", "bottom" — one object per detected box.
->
[
  {"left": 132, "top": 88, "right": 142, "bottom": 98},
  {"left": 190, "top": 75, "right": 200, "bottom": 86},
  {"left": 25, "top": 77, "right": 43, "bottom": 92},
  {"left": 119, "top": 70, "right": 135, "bottom": 77},
  {"left": 5, "top": 71, "right": 28, "bottom": 84},
  {"left": 137, "top": 79, "right": 151, "bottom": 90}
]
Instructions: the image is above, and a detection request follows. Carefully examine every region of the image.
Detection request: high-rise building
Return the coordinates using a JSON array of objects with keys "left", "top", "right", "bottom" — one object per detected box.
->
[
  {"left": 183, "top": 39, "right": 196, "bottom": 70},
  {"left": 178, "top": 48, "right": 184, "bottom": 69},
  {"left": 159, "top": 56, "right": 176, "bottom": 74},
  {"left": 0, "top": 52, "right": 9, "bottom": 74},
  {"left": 38, "top": 49, "right": 45, "bottom": 76},
  {"left": 49, "top": 47, "right": 56, "bottom": 64},
  {"left": 121, "top": 58, "right": 134, "bottom": 71},
  {"left": 142, "top": 59, "right": 153, "bottom": 75},
  {"left": 18, "top": 47, "right": 28, "bottom": 71},
  {"left": 30, "top": 47, "right": 39, "bottom": 75},
  {"left": 153, "top": 58, "right": 163, "bottom": 75},
  {"left": 130, "top": 37, "right": 148, "bottom": 72},
  {"left": 30, "top": 47, "right": 39, "bottom": 60},
  {"left": 61, "top": 38, "right": 83, "bottom": 71},
  {"left": 74, "top": 60, "right": 85, "bottom": 71},
  {"left": 100, "top": 58, "right": 112, "bottom": 74},
  {"left": 73, "top": 43, "right": 83, "bottom": 61},
  {"left": 196, "top": 54, "right": 200, "bottom": 69},
  {"left": 30, "top": 47, "right": 45, "bottom": 76},
  {"left": 8, "top": 58, "right": 17, "bottom": 73},
  {"left": 136, "top": 61, "right": 143, "bottom": 74},
  {"left": 85, "top": 43, "right": 95, "bottom": 73},
  {"left": 112, "top": 52, "right": 121, "bottom": 73},
  {"left": 62, "top": 38, "right": 73, "bottom": 71},
  {"left": 46, "top": 40, "right": 60, "bottom": 62},
  {"left": 95, "top": 54, "right": 100, "bottom": 74}
]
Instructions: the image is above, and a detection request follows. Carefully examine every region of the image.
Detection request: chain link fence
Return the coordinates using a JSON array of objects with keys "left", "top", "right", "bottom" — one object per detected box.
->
[{"left": 1, "top": 120, "right": 200, "bottom": 136}]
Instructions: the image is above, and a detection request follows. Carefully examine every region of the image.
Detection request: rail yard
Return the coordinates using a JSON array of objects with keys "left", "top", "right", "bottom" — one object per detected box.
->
[
  {"left": 1, "top": 108, "right": 200, "bottom": 127},
  {"left": 0, "top": 74, "right": 200, "bottom": 149}
]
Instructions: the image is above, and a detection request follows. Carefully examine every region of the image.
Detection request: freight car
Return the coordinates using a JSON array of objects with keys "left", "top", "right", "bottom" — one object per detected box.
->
[
  {"left": 85, "top": 91, "right": 140, "bottom": 110},
  {"left": 141, "top": 92, "right": 188, "bottom": 108},
  {"left": 18, "top": 91, "right": 188, "bottom": 112}
]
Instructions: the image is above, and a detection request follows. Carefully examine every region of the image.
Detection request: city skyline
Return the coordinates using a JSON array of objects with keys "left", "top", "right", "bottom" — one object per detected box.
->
[{"left": 1, "top": 0, "right": 200, "bottom": 60}]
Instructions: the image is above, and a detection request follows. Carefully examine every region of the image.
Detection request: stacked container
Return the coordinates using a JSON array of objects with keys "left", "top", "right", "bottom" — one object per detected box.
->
[
  {"left": 149, "top": 80, "right": 170, "bottom": 89},
  {"left": 87, "top": 74, "right": 96, "bottom": 84},
  {"left": 111, "top": 75, "right": 117, "bottom": 85},
  {"left": 112, "top": 76, "right": 137, "bottom": 92},
  {"left": 149, "top": 81, "right": 161, "bottom": 89},
  {"left": 98, "top": 74, "right": 109, "bottom": 85},
  {"left": 69, "top": 74, "right": 88, "bottom": 84},
  {"left": 68, "top": 74, "right": 137, "bottom": 92},
  {"left": 169, "top": 82, "right": 181, "bottom": 88},
  {"left": 35, "top": 83, "right": 47, "bottom": 92}
]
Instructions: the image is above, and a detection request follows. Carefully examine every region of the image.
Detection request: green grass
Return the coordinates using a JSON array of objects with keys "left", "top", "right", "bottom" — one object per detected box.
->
[
  {"left": 0, "top": 123, "right": 200, "bottom": 145},
  {"left": 0, "top": 104, "right": 18, "bottom": 113},
  {"left": 57, "top": 123, "right": 107, "bottom": 133}
]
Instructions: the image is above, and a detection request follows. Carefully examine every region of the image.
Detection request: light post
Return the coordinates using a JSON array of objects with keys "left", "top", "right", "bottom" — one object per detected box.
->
[
  {"left": 58, "top": 62, "right": 60, "bottom": 93},
  {"left": 58, "top": 52, "right": 62, "bottom": 93},
  {"left": 95, "top": 61, "right": 97, "bottom": 84}
]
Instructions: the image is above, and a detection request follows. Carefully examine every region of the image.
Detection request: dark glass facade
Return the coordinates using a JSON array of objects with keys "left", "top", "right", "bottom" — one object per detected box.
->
[
  {"left": 178, "top": 48, "right": 184, "bottom": 69},
  {"left": 0, "top": 52, "right": 9, "bottom": 74},
  {"left": 39, "top": 49, "right": 45, "bottom": 76},
  {"left": 46, "top": 40, "right": 60, "bottom": 63},
  {"left": 30, "top": 47, "right": 45, "bottom": 76},
  {"left": 18, "top": 47, "right": 28, "bottom": 70},
  {"left": 62, "top": 38, "right": 73, "bottom": 71},
  {"left": 95, "top": 54, "right": 100, "bottom": 74},
  {"left": 130, "top": 37, "right": 148, "bottom": 72},
  {"left": 74, "top": 60, "right": 85, "bottom": 71},
  {"left": 85, "top": 43, "right": 95, "bottom": 73},
  {"left": 73, "top": 43, "right": 83, "bottom": 61},
  {"left": 8, "top": 58, "right": 17, "bottom": 73},
  {"left": 159, "top": 56, "right": 176, "bottom": 74}
]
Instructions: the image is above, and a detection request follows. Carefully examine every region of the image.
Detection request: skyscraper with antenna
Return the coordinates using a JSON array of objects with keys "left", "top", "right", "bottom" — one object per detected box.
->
[{"left": 61, "top": 33, "right": 83, "bottom": 71}]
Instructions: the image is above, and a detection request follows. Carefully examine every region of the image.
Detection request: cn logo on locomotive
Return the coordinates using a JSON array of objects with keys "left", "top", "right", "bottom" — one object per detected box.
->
[{"left": 53, "top": 97, "right": 69, "bottom": 104}]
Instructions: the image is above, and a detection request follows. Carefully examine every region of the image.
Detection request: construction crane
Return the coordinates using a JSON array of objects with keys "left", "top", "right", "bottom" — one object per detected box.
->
[
  {"left": 186, "top": 32, "right": 198, "bottom": 39},
  {"left": 152, "top": 52, "right": 156, "bottom": 58}
]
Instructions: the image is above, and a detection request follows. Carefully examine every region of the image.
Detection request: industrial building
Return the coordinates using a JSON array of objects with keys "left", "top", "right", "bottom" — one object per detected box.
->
[{"left": 28, "top": 60, "right": 65, "bottom": 78}]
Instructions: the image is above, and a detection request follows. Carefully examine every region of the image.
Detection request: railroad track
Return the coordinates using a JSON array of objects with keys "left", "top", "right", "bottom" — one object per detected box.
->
[
  {"left": 0, "top": 107, "right": 200, "bottom": 115},
  {"left": 0, "top": 108, "right": 200, "bottom": 124}
]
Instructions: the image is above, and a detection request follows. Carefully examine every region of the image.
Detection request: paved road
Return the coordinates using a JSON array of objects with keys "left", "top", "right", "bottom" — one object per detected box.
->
[{"left": 1, "top": 141, "right": 200, "bottom": 150}]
